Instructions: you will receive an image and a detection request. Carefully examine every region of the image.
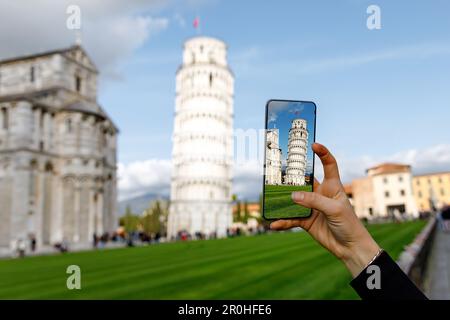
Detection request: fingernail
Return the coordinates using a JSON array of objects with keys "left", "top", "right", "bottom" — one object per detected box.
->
[{"left": 292, "top": 192, "right": 305, "bottom": 202}]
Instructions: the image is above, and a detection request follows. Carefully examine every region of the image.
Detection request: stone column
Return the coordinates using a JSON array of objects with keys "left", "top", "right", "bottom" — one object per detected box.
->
[
  {"left": 88, "top": 186, "right": 96, "bottom": 241},
  {"left": 97, "top": 191, "right": 104, "bottom": 234},
  {"left": 34, "top": 162, "right": 45, "bottom": 248},
  {"left": 11, "top": 101, "right": 33, "bottom": 148},
  {"left": 51, "top": 175, "right": 64, "bottom": 243},
  {"left": 9, "top": 152, "right": 31, "bottom": 251},
  {"left": 73, "top": 180, "right": 81, "bottom": 242}
]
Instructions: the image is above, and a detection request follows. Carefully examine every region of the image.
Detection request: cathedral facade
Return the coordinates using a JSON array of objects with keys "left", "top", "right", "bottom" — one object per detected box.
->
[
  {"left": 285, "top": 119, "right": 308, "bottom": 186},
  {"left": 265, "top": 129, "right": 282, "bottom": 185},
  {"left": 0, "top": 45, "right": 118, "bottom": 255},
  {"left": 168, "top": 37, "right": 234, "bottom": 239}
]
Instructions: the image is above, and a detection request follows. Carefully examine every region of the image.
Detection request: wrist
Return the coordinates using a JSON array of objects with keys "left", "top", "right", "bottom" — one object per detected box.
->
[{"left": 342, "top": 237, "right": 381, "bottom": 278}]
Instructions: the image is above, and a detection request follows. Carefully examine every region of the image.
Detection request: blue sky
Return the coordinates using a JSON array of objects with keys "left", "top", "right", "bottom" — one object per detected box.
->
[
  {"left": 267, "top": 100, "right": 316, "bottom": 175},
  {"left": 100, "top": 1, "right": 450, "bottom": 163},
  {"left": 2, "top": 0, "right": 449, "bottom": 200},
  {"left": 99, "top": 0, "right": 450, "bottom": 163},
  {"left": 95, "top": 0, "right": 450, "bottom": 199}
]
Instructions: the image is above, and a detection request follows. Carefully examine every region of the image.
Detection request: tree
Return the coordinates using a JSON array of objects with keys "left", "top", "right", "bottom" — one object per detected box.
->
[
  {"left": 141, "top": 199, "right": 168, "bottom": 235},
  {"left": 243, "top": 201, "right": 250, "bottom": 224},
  {"left": 119, "top": 206, "right": 140, "bottom": 232},
  {"left": 234, "top": 200, "right": 242, "bottom": 223}
]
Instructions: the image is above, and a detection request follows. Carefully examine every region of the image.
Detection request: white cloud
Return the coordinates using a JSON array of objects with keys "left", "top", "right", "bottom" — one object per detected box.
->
[
  {"left": 331, "top": 144, "right": 450, "bottom": 184},
  {"left": 0, "top": 0, "right": 170, "bottom": 81},
  {"left": 117, "top": 158, "right": 264, "bottom": 201},
  {"left": 118, "top": 144, "right": 450, "bottom": 202},
  {"left": 294, "top": 43, "right": 450, "bottom": 75},
  {"left": 390, "top": 144, "right": 450, "bottom": 175},
  {"left": 233, "top": 160, "right": 264, "bottom": 200},
  {"left": 118, "top": 159, "right": 171, "bottom": 201},
  {"left": 233, "top": 42, "right": 450, "bottom": 77}
]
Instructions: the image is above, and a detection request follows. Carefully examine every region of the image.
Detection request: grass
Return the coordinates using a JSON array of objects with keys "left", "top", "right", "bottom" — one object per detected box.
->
[
  {"left": 0, "top": 220, "right": 426, "bottom": 299},
  {"left": 264, "top": 184, "right": 313, "bottom": 219}
]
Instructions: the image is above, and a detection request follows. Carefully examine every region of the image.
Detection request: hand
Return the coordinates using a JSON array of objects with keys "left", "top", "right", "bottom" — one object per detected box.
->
[{"left": 270, "top": 143, "right": 380, "bottom": 278}]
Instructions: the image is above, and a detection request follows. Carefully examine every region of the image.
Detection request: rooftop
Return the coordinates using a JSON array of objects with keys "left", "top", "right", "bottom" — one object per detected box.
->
[{"left": 367, "top": 163, "right": 411, "bottom": 176}]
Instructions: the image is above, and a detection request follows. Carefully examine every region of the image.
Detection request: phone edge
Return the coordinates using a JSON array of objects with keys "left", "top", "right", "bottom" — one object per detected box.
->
[{"left": 262, "top": 99, "right": 316, "bottom": 221}]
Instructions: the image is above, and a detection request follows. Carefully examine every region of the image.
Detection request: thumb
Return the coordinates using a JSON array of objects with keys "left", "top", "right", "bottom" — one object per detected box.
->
[{"left": 292, "top": 191, "right": 341, "bottom": 217}]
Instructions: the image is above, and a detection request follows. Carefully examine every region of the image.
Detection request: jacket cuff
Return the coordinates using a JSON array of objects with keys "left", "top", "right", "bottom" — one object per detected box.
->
[{"left": 350, "top": 250, "right": 428, "bottom": 300}]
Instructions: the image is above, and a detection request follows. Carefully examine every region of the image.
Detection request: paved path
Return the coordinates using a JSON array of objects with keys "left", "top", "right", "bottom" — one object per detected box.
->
[{"left": 424, "top": 226, "right": 450, "bottom": 300}]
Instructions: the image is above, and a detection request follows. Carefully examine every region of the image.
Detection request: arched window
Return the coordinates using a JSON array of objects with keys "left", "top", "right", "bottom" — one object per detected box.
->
[
  {"left": 45, "top": 162, "right": 53, "bottom": 172},
  {"left": 75, "top": 75, "right": 82, "bottom": 93},
  {"left": 66, "top": 118, "right": 72, "bottom": 133},
  {"left": 209, "top": 73, "right": 213, "bottom": 87},
  {"left": 1, "top": 107, "right": 8, "bottom": 129},
  {"left": 30, "top": 66, "right": 35, "bottom": 82}
]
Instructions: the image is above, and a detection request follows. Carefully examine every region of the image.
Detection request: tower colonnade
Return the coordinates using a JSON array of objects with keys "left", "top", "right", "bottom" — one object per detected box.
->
[{"left": 168, "top": 37, "right": 234, "bottom": 238}]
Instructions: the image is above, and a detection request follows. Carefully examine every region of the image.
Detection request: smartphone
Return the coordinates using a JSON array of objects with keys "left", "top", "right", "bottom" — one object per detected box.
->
[{"left": 262, "top": 99, "right": 317, "bottom": 220}]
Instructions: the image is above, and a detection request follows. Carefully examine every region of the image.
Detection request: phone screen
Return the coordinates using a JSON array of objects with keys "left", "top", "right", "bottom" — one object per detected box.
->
[{"left": 263, "top": 100, "right": 316, "bottom": 220}]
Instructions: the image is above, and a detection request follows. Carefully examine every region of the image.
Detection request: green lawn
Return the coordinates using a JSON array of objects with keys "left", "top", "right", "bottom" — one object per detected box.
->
[
  {"left": 0, "top": 220, "right": 426, "bottom": 299},
  {"left": 264, "top": 184, "right": 313, "bottom": 219}
]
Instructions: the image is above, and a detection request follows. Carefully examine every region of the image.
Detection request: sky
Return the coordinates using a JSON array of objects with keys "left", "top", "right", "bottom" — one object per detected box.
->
[
  {"left": 267, "top": 100, "right": 316, "bottom": 175},
  {"left": 1, "top": 0, "right": 450, "bottom": 201}
]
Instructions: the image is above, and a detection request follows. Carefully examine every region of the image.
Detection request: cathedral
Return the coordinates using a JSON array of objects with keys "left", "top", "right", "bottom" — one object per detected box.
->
[
  {"left": 167, "top": 37, "right": 234, "bottom": 239},
  {"left": 265, "top": 129, "right": 282, "bottom": 185},
  {"left": 0, "top": 45, "right": 118, "bottom": 255}
]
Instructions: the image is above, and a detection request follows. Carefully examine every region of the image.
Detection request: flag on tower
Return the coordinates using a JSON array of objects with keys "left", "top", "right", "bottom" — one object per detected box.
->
[{"left": 193, "top": 16, "right": 199, "bottom": 29}]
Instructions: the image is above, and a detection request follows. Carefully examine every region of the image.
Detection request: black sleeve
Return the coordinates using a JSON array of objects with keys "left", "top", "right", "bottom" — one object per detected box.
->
[{"left": 350, "top": 250, "right": 428, "bottom": 300}]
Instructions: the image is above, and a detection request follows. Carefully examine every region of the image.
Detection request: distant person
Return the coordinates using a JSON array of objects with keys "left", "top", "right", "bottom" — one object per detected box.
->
[
  {"left": 270, "top": 143, "right": 427, "bottom": 300},
  {"left": 16, "top": 239, "right": 26, "bottom": 258},
  {"left": 92, "top": 233, "right": 98, "bottom": 248},
  {"left": 438, "top": 206, "right": 450, "bottom": 232},
  {"left": 30, "top": 235, "right": 37, "bottom": 252},
  {"left": 127, "top": 235, "right": 134, "bottom": 247},
  {"left": 61, "top": 239, "right": 69, "bottom": 253}
]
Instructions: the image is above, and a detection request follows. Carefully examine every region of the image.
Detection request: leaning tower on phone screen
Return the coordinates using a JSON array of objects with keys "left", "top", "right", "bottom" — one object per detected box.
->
[
  {"left": 285, "top": 119, "right": 308, "bottom": 186},
  {"left": 168, "top": 37, "right": 234, "bottom": 239}
]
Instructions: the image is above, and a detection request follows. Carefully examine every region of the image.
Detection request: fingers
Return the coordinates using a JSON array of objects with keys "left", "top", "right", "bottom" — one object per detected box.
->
[
  {"left": 270, "top": 219, "right": 302, "bottom": 230},
  {"left": 270, "top": 212, "right": 318, "bottom": 232},
  {"left": 312, "top": 143, "right": 341, "bottom": 180},
  {"left": 292, "top": 191, "right": 341, "bottom": 217}
]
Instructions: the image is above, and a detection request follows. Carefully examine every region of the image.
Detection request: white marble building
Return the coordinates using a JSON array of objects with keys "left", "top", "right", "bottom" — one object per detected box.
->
[
  {"left": 0, "top": 45, "right": 118, "bottom": 255},
  {"left": 285, "top": 119, "right": 308, "bottom": 186},
  {"left": 168, "top": 37, "right": 234, "bottom": 239},
  {"left": 265, "top": 129, "right": 282, "bottom": 185}
]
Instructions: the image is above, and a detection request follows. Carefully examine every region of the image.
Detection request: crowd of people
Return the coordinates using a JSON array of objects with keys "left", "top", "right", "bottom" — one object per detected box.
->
[
  {"left": 172, "top": 225, "right": 268, "bottom": 242},
  {"left": 12, "top": 206, "right": 445, "bottom": 259}
]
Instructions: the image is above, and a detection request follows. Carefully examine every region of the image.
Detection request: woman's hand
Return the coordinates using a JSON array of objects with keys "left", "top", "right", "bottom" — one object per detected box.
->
[{"left": 270, "top": 143, "right": 380, "bottom": 278}]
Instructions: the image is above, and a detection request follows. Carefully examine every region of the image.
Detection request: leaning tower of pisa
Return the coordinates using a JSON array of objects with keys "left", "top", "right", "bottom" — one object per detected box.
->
[
  {"left": 285, "top": 119, "right": 308, "bottom": 186},
  {"left": 168, "top": 37, "right": 234, "bottom": 239}
]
